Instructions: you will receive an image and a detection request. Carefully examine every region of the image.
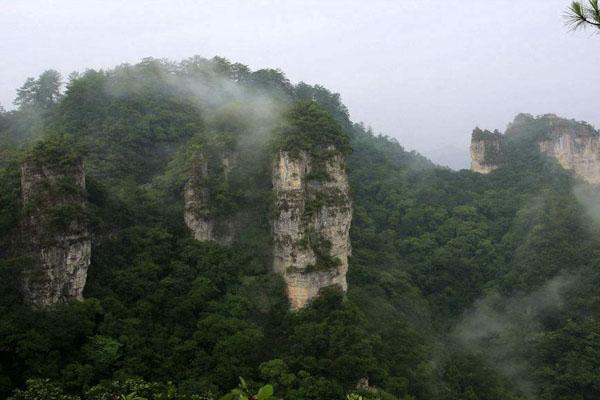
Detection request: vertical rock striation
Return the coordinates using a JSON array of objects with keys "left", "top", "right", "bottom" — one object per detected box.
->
[
  {"left": 537, "top": 116, "right": 600, "bottom": 184},
  {"left": 184, "top": 152, "right": 214, "bottom": 241},
  {"left": 469, "top": 114, "right": 600, "bottom": 184},
  {"left": 184, "top": 151, "right": 238, "bottom": 244},
  {"left": 272, "top": 149, "right": 352, "bottom": 310},
  {"left": 21, "top": 157, "right": 90, "bottom": 306},
  {"left": 470, "top": 128, "right": 504, "bottom": 174}
]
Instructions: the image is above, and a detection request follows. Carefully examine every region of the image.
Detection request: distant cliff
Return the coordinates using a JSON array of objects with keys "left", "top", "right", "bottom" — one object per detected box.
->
[
  {"left": 20, "top": 146, "right": 90, "bottom": 306},
  {"left": 470, "top": 128, "right": 504, "bottom": 174},
  {"left": 535, "top": 116, "right": 600, "bottom": 184},
  {"left": 470, "top": 114, "right": 600, "bottom": 183}
]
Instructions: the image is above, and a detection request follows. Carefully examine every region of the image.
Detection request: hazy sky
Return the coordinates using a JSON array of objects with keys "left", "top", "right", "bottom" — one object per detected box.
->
[{"left": 1, "top": 0, "right": 598, "bottom": 168}]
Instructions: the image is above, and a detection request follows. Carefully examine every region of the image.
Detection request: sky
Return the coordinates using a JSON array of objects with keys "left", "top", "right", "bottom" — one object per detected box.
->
[{"left": 1, "top": 0, "right": 598, "bottom": 168}]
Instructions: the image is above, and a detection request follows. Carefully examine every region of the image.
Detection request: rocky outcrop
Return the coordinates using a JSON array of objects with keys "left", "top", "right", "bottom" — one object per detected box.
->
[
  {"left": 221, "top": 151, "right": 239, "bottom": 178},
  {"left": 537, "top": 116, "right": 600, "bottom": 184},
  {"left": 470, "top": 128, "right": 504, "bottom": 174},
  {"left": 184, "top": 151, "right": 238, "bottom": 244},
  {"left": 272, "top": 149, "right": 352, "bottom": 310},
  {"left": 184, "top": 152, "right": 214, "bottom": 241},
  {"left": 470, "top": 114, "right": 600, "bottom": 184},
  {"left": 21, "top": 158, "right": 90, "bottom": 306}
]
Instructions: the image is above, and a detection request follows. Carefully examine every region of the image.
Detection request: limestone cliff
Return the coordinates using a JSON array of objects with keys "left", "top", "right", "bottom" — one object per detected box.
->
[
  {"left": 184, "top": 151, "right": 238, "bottom": 244},
  {"left": 470, "top": 114, "right": 600, "bottom": 184},
  {"left": 20, "top": 157, "right": 90, "bottom": 306},
  {"left": 536, "top": 116, "right": 600, "bottom": 184},
  {"left": 184, "top": 152, "right": 214, "bottom": 241},
  {"left": 272, "top": 149, "right": 352, "bottom": 310},
  {"left": 470, "top": 128, "right": 504, "bottom": 174}
]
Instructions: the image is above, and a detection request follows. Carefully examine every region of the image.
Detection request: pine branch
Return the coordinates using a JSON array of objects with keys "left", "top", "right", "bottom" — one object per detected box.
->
[{"left": 565, "top": 0, "right": 600, "bottom": 32}]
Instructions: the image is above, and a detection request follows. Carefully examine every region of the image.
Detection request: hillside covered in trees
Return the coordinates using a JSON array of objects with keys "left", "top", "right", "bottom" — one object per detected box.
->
[{"left": 1, "top": 56, "right": 600, "bottom": 400}]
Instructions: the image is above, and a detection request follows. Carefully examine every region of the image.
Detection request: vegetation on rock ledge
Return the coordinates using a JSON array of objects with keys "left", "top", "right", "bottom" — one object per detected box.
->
[{"left": 1, "top": 56, "right": 600, "bottom": 399}]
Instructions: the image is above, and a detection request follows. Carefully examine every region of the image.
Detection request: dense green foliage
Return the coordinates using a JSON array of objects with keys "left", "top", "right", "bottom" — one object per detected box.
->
[
  {"left": 1, "top": 56, "right": 600, "bottom": 400},
  {"left": 275, "top": 101, "right": 349, "bottom": 156},
  {"left": 273, "top": 100, "right": 350, "bottom": 182}
]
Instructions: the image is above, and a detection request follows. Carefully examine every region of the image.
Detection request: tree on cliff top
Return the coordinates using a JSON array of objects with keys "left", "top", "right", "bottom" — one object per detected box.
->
[
  {"left": 274, "top": 101, "right": 350, "bottom": 157},
  {"left": 273, "top": 101, "right": 351, "bottom": 181}
]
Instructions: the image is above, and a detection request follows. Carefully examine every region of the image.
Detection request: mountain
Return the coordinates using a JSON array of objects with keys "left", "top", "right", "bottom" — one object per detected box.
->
[
  {"left": 1, "top": 57, "right": 600, "bottom": 400},
  {"left": 470, "top": 113, "right": 600, "bottom": 183}
]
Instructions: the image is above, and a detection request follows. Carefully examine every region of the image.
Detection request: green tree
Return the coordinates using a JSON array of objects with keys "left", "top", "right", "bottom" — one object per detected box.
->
[
  {"left": 14, "top": 70, "right": 63, "bottom": 111},
  {"left": 566, "top": 1, "right": 600, "bottom": 32},
  {"left": 8, "top": 379, "right": 79, "bottom": 400},
  {"left": 223, "top": 378, "right": 274, "bottom": 400}
]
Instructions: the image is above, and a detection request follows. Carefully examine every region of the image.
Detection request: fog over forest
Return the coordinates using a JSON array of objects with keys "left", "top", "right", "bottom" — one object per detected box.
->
[
  {"left": 1, "top": 0, "right": 598, "bottom": 168},
  {"left": 2, "top": 2, "right": 600, "bottom": 400}
]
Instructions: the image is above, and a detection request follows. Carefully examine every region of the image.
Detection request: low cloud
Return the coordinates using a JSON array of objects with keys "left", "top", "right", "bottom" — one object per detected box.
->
[{"left": 452, "top": 272, "right": 578, "bottom": 398}]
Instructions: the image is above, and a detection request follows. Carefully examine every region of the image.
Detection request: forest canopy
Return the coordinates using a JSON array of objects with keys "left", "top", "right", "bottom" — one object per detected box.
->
[{"left": 1, "top": 56, "right": 600, "bottom": 400}]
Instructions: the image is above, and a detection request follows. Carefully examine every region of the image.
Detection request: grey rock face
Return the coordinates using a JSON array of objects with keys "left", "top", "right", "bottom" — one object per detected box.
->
[
  {"left": 538, "top": 119, "right": 600, "bottom": 184},
  {"left": 21, "top": 159, "right": 90, "bottom": 306},
  {"left": 184, "top": 151, "right": 238, "bottom": 244},
  {"left": 470, "top": 115, "right": 600, "bottom": 184},
  {"left": 272, "top": 150, "right": 352, "bottom": 310},
  {"left": 470, "top": 128, "right": 503, "bottom": 174},
  {"left": 184, "top": 152, "right": 214, "bottom": 241}
]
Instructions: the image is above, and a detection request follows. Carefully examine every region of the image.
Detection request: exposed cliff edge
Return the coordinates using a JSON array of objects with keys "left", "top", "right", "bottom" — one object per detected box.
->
[
  {"left": 20, "top": 154, "right": 90, "bottom": 306},
  {"left": 470, "top": 114, "right": 600, "bottom": 184},
  {"left": 272, "top": 149, "right": 352, "bottom": 309},
  {"left": 536, "top": 116, "right": 600, "bottom": 184},
  {"left": 183, "top": 101, "right": 353, "bottom": 309},
  {"left": 184, "top": 151, "right": 213, "bottom": 241},
  {"left": 470, "top": 128, "right": 504, "bottom": 174},
  {"left": 184, "top": 151, "right": 239, "bottom": 244}
]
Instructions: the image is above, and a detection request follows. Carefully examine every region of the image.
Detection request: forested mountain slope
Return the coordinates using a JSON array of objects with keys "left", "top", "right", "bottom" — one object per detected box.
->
[{"left": 1, "top": 56, "right": 599, "bottom": 400}]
